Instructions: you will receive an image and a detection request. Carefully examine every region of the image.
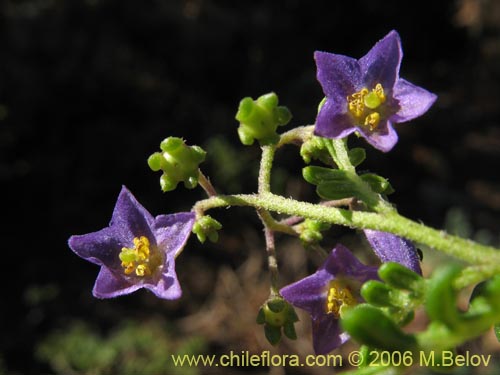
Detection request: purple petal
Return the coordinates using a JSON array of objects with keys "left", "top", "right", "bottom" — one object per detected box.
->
[
  {"left": 92, "top": 267, "right": 141, "bottom": 298},
  {"left": 357, "top": 120, "right": 399, "bottom": 152},
  {"left": 280, "top": 269, "right": 332, "bottom": 320},
  {"left": 359, "top": 30, "right": 402, "bottom": 89},
  {"left": 68, "top": 227, "right": 125, "bottom": 268},
  {"left": 153, "top": 212, "right": 196, "bottom": 258},
  {"left": 110, "top": 186, "right": 156, "bottom": 243},
  {"left": 145, "top": 270, "right": 182, "bottom": 299},
  {"left": 314, "top": 99, "right": 357, "bottom": 139},
  {"left": 312, "top": 315, "right": 349, "bottom": 354},
  {"left": 391, "top": 78, "right": 437, "bottom": 123},
  {"left": 315, "top": 51, "right": 362, "bottom": 98},
  {"left": 364, "top": 230, "right": 422, "bottom": 274},
  {"left": 322, "top": 244, "right": 379, "bottom": 283}
]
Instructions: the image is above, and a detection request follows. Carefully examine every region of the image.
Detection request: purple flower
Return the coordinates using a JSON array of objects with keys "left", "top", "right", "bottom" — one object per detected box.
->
[
  {"left": 280, "top": 244, "right": 378, "bottom": 354},
  {"left": 68, "top": 186, "right": 195, "bottom": 299},
  {"left": 314, "top": 30, "right": 437, "bottom": 152},
  {"left": 364, "top": 230, "right": 422, "bottom": 275}
]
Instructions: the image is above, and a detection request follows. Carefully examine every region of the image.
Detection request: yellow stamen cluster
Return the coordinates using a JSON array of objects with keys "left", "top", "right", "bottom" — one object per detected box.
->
[
  {"left": 326, "top": 279, "right": 357, "bottom": 318},
  {"left": 120, "top": 236, "right": 152, "bottom": 277},
  {"left": 347, "top": 83, "right": 386, "bottom": 131}
]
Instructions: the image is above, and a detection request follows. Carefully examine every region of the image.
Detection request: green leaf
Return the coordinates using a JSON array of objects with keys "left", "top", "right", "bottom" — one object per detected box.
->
[
  {"left": 425, "top": 265, "right": 462, "bottom": 329},
  {"left": 378, "top": 262, "right": 424, "bottom": 293},
  {"left": 302, "top": 166, "right": 349, "bottom": 185},
  {"left": 360, "top": 173, "right": 394, "bottom": 194},
  {"left": 341, "top": 305, "right": 417, "bottom": 351},
  {"left": 495, "top": 324, "right": 500, "bottom": 342},
  {"left": 361, "top": 281, "right": 398, "bottom": 307}
]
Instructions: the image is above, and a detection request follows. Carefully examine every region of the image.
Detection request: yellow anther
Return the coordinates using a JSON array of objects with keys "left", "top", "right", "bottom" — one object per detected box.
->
[
  {"left": 347, "top": 83, "right": 386, "bottom": 131},
  {"left": 119, "top": 236, "right": 154, "bottom": 277},
  {"left": 374, "top": 83, "right": 386, "bottom": 103},
  {"left": 347, "top": 88, "right": 369, "bottom": 118},
  {"left": 326, "top": 280, "right": 357, "bottom": 317},
  {"left": 364, "top": 112, "right": 381, "bottom": 130}
]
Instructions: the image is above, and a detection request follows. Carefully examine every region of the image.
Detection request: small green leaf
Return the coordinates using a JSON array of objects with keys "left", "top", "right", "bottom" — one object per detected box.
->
[
  {"left": 425, "top": 265, "right": 462, "bottom": 329},
  {"left": 341, "top": 305, "right": 417, "bottom": 351},
  {"left": 360, "top": 173, "right": 394, "bottom": 194},
  {"left": 361, "top": 281, "right": 397, "bottom": 307},
  {"left": 495, "top": 324, "right": 500, "bottom": 342},
  {"left": 378, "top": 262, "right": 424, "bottom": 293},
  {"left": 302, "top": 166, "right": 349, "bottom": 185}
]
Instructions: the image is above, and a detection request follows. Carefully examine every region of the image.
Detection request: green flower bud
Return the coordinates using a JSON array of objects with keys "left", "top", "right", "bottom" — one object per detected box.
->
[
  {"left": 148, "top": 137, "right": 206, "bottom": 192},
  {"left": 300, "top": 136, "right": 331, "bottom": 164},
  {"left": 299, "top": 219, "right": 331, "bottom": 246},
  {"left": 257, "top": 297, "right": 299, "bottom": 346},
  {"left": 192, "top": 215, "right": 222, "bottom": 243},
  {"left": 235, "top": 92, "right": 292, "bottom": 146}
]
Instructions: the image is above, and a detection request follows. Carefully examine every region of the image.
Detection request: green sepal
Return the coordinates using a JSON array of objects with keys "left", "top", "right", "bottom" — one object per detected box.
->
[
  {"left": 148, "top": 137, "right": 206, "bottom": 192},
  {"left": 361, "top": 280, "right": 398, "bottom": 308},
  {"left": 192, "top": 215, "right": 222, "bottom": 243},
  {"left": 283, "top": 322, "right": 297, "bottom": 340},
  {"left": 360, "top": 173, "right": 394, "bottom": 195},
  {"left": 425, "top": 265, "right": 462, "bottom": 329},
  {"left": 348, "top": 147, "right": 366, "bottom": 167},
  {"left": 264, "top": 325, "right": 282, "bottom": 346},
  {"left": 256, "top": 307, "right": 266, "bottom": 325},
  {"left": 378, "top": 262, "right": 424, "bottom": 294},
  {"left": 235, "top": 92, "right": 291, "bottom": 146},
  {"left": 341, "top": 304, "right": 418, "bottom": 351}
]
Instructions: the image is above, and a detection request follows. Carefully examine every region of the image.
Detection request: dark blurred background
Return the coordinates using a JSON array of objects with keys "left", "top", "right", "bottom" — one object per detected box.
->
[{"left": 1, "top": 0, "right": 500, "bottom": 374}]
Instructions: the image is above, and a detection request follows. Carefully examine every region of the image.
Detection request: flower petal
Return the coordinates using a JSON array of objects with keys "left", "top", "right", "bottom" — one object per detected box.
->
[
  {"left": 153, "top": 212, "right": 196, "bottom": 258},
  {"left": 364, "top": 229, "right": 422, "bottom": 274},
  {"left": 315, "top": 51, "right": 362, "bottom": 98},
  {"left": 110, "top": 186, "right": 156, "bottom": 242},
  {"left": 280, "top": 269, "right": 332, "bottom": 320},
  {"left": 145, "top": 269, "right": 182, "bottom": 300},
  {"left": 391, "top": 78, "right": 437, "bottom": 123},
  {"left": 357, "top": 120, "right": 398, "bottom": 152},
  {"left": 92, "top": 267, "right": 141, "bottom": 298},
  {"left": 68, "top": 227, "right": 124, "bottom": 268},
  {"left": 322, "top": 244, "right": 379, "bottom": 282},
  {"left": 312, "top": 315, "right": 349, "bottom": 354},
  {"left": 314, "top": 99, "right": 357, "bottom": 139},
  {"left": 359, "top": 30, "right": 402, "bottom": 89}
]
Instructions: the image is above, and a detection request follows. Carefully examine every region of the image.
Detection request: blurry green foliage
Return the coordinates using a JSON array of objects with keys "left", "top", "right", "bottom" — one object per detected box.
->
[{"left": 36, "top": 319, "right": 206, "bottom": 375}]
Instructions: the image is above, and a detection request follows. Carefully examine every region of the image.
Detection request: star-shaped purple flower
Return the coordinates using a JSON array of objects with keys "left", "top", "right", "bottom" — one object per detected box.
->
[
  {"left": 314, "top": 30, "right": 437, "bottom": 152},
  {"left": 68, "top": 186, "right": 195, "bottom": 299},
  {"left": 280, "top": 244, "right": 379, "bottom": 354}
]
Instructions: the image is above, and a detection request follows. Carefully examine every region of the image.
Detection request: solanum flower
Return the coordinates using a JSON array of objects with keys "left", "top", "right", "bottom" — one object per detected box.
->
[
  {"left": 364, "top": 229, "right": 422, "bottom": 275},
  {"left": 314, "top": 30, "right": 437, "bottom": 152},
  {"left": 68, "top": 186, "right": 195, "bottom": 299},
  {"left": 280, "top": 244, "right": 378, "bottom": 354}
]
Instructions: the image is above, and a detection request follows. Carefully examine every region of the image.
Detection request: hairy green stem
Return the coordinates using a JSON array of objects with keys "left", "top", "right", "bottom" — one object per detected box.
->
[{"left": 193, "top": 192, "right": 500, "bottom": 266}]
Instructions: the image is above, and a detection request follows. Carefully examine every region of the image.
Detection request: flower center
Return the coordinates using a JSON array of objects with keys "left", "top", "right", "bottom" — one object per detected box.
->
[
  {"left": 347, "top": 83, "right": 386, "bottom": 131},
  {"left": 326, "top": 279, "right": 357, "bottom": 318},
  {"left": 119, "top": 236, "right": 157, "bottom": 277}
]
